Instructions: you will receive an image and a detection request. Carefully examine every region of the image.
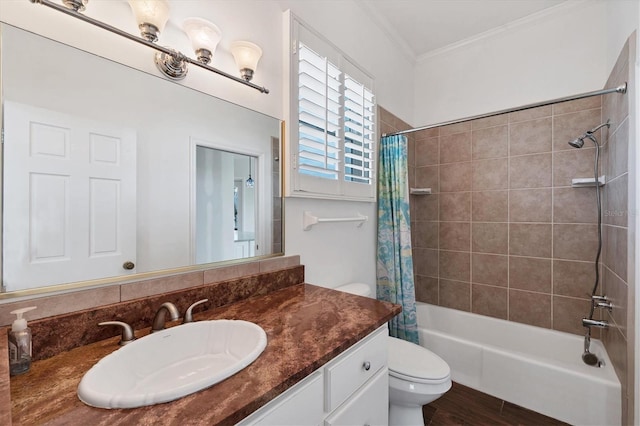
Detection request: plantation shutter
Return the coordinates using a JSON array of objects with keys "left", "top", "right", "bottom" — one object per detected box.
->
[{"left": 291, "top": 22, "right": 376, "bottom": 200}]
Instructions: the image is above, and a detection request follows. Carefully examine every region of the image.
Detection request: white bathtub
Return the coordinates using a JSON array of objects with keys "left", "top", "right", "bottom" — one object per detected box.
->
[{"left": 416, "top": 302, "right": 621, "bottom": 426}]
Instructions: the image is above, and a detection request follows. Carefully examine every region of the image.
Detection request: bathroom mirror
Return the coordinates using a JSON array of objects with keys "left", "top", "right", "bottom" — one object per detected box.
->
[{"left": 0, "top": 24, "right": 283, "bottom": 296}]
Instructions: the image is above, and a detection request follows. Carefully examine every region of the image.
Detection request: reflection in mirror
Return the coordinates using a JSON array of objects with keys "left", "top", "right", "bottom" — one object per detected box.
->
[
  {"left": 0, "top": 24, "right": 283, "bottom": 296},
  {"left": 195, "top": 148, "right": 257, "bottom": 264}
]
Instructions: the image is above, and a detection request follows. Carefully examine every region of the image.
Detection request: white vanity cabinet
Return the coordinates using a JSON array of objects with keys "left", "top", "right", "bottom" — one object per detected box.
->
[{"left": 238, "top": 325, "right": 389, "bottom": 426}]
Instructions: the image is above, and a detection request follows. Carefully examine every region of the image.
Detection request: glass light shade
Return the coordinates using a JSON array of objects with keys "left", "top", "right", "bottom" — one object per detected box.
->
[
  {"left": 182, "top": 18, "right": 222, "bottom": 63},
  {"left": 230, "top": 41, "right": 263, "bottom": 81},
  {"left": 128, "top": 0, "right": 170, "bottom": 35}
]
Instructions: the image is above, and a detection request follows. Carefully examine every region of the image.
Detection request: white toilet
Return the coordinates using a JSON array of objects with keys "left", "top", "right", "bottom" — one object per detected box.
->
[{"left": 336, "top": 283, "right": 452, "bottom": 426}]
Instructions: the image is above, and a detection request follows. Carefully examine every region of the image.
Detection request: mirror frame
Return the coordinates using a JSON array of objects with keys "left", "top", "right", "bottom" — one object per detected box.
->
[{"left": 0, "top": 24, "right": 285, "bottom": 300}]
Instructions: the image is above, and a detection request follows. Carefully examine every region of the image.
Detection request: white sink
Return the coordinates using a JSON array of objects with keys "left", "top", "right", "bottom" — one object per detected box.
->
[{"left": 77, "top": 320, "right": 267, "bottom": 409}]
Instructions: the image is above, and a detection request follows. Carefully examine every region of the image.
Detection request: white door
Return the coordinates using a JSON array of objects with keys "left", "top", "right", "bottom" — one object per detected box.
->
[{"left": 3, "top": 101, "right": 137, "bottom": 291}]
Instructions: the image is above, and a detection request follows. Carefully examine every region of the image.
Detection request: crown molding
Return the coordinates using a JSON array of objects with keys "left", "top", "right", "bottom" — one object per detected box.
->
[{"left": 416, "top": 0, "right": 593, "bottom": 62}]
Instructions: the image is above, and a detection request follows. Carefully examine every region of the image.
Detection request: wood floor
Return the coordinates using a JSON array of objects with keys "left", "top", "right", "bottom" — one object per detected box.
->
[{"left": 422, "top": 382, "right": 569, "bottom": 426}]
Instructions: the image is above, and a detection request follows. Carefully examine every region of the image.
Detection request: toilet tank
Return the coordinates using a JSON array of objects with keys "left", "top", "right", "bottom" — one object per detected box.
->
[{"left": 334, "top": 283, "right": 372, "bottom": 298}]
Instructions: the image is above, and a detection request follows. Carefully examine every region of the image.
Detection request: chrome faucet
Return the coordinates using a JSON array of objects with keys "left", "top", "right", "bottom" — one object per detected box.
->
[
  {"left": 151, "top": 302, "right": 180, "bottom": 332},
  {"left": 99, "top": 321, "right": 136, "bottom": 345},
  {"left": 183, "top": 299, "right": 209, "bottom": 324}
]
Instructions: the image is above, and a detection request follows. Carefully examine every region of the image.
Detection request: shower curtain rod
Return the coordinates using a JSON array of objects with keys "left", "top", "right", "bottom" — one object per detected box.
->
[{"left": 382, "top": 83, "right": 628, "bottom": 137}]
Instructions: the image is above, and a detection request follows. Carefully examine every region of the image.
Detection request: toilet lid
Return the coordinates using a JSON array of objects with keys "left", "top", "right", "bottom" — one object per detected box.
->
[{"left": 387, "top": 336, "right": 450, "bottom": 382}]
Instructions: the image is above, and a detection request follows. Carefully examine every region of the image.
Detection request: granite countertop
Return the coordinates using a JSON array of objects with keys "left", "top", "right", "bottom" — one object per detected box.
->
[{"left": 7, "top": 284, "right": 400, "bottom": 425}]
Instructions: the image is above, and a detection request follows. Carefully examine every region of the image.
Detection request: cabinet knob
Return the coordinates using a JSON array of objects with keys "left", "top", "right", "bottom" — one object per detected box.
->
[
  {"left": 123, "top": 261, "right": 135, "bottom": 270},
  {"left": 362, "top": 361, "right": 371, "bottom": 371}
]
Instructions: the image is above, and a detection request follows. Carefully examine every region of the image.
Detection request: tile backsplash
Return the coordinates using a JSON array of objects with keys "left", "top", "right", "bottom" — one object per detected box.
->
[{"left": 0, "top": 256, "right": 302, "bottom": 360}]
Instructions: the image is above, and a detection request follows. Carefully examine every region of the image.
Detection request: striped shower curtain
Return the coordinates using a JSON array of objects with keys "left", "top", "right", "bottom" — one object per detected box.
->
[{"left": 376, "top": 134, "right": 419, "bottom": 344}]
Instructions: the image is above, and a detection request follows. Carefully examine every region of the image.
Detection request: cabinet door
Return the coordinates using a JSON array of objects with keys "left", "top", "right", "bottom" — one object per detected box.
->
[
  {"left": 324, "top": 368, "right": 388, "bottom": 426},
  {"left": 238, "top": 370, "right": 324, "bottom": 426}
]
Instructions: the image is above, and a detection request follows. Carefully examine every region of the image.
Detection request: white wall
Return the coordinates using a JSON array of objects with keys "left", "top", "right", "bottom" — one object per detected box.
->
[{"left": 413, "top": 1, "right": 609, "bottom": 125}]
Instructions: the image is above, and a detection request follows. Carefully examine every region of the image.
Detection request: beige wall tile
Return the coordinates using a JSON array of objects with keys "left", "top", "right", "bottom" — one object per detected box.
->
[
  {"left": 602, "top": 325, "right": 628, "bottom": 401},
  {"left": 471, "top": 114, "right": 508, "bottom": 130},
  {"left": 605, "top": 119, "right": 629, "bottom": 180},
  {"left": 440, "top": 121, "right": 472, "bottom": 136},
  {"left": 552, "top": 109, "right": 603, "bottom": 151},
  {"left": 439, "top": 222, "right": 471, "bottom": 251},
  {"left": 472, "top": 158, "right": 508, "bottom": 190},
  {"left": 412, "top": 221, "right": 438, "bottom": 249},
  {"left": 509, "top": 153, "right": 552, "bottom": 189},
  {"left": 440, "top": 132, "right": 471, "bottom": 164},
  {"left": 508, "top": 289, "right": 551, "bottom": 328},
  {"left": 509, "top": 118, "right": 552, "bottom": 155},
  {"left": 472, "top": 253, "right": 508, "bottom": 287},
  {"left": 472, "top": 284, "right": 507, "bottom": 319},
  {"left": 203, "top": 262, "right": 261, "bottom": 284},
  {"left": 411, "top": 193, "right": 439, "bottom": 221},
  {"left": 553, "top": 187, "right": 598, "bottom": 224},
  {"left": 415, "top": 275, "right": 438, "bottom": 305},
  {"left": 439, "top": 192, "right": 471, "bottom": 221},
  {"left": 553, "top": 260, "right": 595, "bottom": 299},
  {"left": 416, "top": 165, "right": 440, "bottom": 192},
  {"left": 414, "top": 248, "right": 438, "bottom": 278},
  {"left": 603, "top": 224, "right": 628, "bottom": 281},
  {"left": 0, "top": 286, "right": 121, "bottom": 326},
  {"left": 509, "top": 224, "right": 552, "bottom": 258},
  {"left": 553, "top": 148, "right": 600, "bottom": 187},
  {"left": 509, "top": 256, "right": 551, "bottom": 293},
  {"left": 121, "top": 271, "right": 204, "bottom": 301},
  {"left": 472, "top": 190, "right": 508, "bottom": 222},
  {"left": 414, "top": 127, "right": 439, "bottom": 140},
  {"left": 440, "top": 162, "right": 472, "bottom": 192},
  {"left": 509, "top": 188, "right": 552, "bottom": 223},
  {"left": 472, "top": 222, "right": 508, "bottom": 254},
  {"left": 509, "top": 105, "right": 551, "bottom": 123},
  {"left": 439, "top": 250, "right": 470, "bottom": 282},
  {"left": 416, "top": 137, "right": 439, "bottom": 167},
  {"left": 603, "top": 267, "right": 628, "bottom": 337},
  {"left": 552, "top": 296, "right": 591, "bottom": 335},
  {"left": 553, "top": 95, "right": 602, "bottom": 115},
  {"left": 259, "top": 255, "right": 301, "bottom": 273},
  {"left": 439, "top": 279, "right": 470, "bottom": 311},
  {"left": 603, "top": 69, "right": 630, "bottom": 135},
  {"left": 553, "top": 224, "right": 599, "bottom": 262},
  {"left": 472, "top": 125, "right": 508, "bottom": 160},
  {"left": 603, "top": 174, "right": 628, "bottom": 227}
]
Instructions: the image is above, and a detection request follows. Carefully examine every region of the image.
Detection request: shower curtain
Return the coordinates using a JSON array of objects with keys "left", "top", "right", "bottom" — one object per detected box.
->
[{"left": 376, "top": 134, "right": 419, "bottom": 344}]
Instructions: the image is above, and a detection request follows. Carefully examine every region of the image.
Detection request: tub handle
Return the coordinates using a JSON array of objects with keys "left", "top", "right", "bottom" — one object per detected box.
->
[{"left": 362, "top": 361, "right": 371, "bottom": 371}]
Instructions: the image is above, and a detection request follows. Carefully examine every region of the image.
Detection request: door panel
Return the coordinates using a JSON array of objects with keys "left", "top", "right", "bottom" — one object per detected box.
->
[{"left": 3, "top": 101, "right": 137, "bottom": 291}]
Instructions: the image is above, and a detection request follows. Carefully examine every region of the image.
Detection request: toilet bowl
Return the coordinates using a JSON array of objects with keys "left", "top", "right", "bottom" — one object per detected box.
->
[{"left": 335, "top": 283, "right": 452, "bottom": 426}]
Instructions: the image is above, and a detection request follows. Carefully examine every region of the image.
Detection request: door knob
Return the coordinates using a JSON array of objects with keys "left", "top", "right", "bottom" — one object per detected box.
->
[{"left": 122, "top": 261, "right": 135, "bottom": 270}]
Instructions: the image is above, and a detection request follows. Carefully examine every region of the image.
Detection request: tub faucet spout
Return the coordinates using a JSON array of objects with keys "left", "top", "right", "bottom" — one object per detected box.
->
[
  {"left": 582, "top": 318, "right": 609, "bottom": 328},
  {"left": 151, "top": 302, "right": 180, "bottom": 332}
]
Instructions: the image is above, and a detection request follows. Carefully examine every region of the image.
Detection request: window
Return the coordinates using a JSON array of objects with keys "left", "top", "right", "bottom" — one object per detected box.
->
[{"left": 289, "top": 19, "right": 376, "bottom": 200}]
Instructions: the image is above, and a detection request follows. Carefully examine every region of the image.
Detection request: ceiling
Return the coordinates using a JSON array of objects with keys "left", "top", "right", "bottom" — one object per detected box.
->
[{"left": 357, "top": 0, "right": 567, "bottom": 60}]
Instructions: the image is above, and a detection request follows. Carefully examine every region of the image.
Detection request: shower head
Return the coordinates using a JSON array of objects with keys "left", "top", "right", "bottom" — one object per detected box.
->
[
  {"left": 568, "top": 120, "right": 611, "bottom": 149},
  {"left": 582, "top": 351, "right": 601, "bottom": 366},
  {"left": 568, "top": 137, "right": 585, "bottom": 149}
]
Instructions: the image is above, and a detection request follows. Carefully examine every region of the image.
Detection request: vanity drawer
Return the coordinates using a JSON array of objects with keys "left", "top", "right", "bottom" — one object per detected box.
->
[
  {"left": 324, "top": 368, "right": 388, "bottom": 426},
  {"left": 324, "top": 325, "right": 387, "bottom": 411}
]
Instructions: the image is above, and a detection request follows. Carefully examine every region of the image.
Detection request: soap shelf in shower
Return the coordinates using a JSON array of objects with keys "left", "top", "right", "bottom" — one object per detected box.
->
[
  {"left": 571, "top": 176, "right": 606, "bottom": 188},
  {"left": 303, "top": 211, "right": 368, "bottom": 231},
  {"left": 410, "top": 187, "right": 432, "bottom": 195}
]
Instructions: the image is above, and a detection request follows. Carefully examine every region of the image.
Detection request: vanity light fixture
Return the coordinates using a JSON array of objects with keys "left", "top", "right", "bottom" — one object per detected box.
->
[
  {"left": 230, "top": 41, "right": 263, "bottom": 82},
  {"left": 30, "top": 0, "right": 269, "bottom": 93},
  {"left": 246, "top": 158, "right": 255, "bottom": 189}
]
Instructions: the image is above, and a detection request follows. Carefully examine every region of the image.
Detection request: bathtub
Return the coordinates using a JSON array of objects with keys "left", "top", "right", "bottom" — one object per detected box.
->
[{"left": 416, "top": 302, "right": 621, "bottom": 426}]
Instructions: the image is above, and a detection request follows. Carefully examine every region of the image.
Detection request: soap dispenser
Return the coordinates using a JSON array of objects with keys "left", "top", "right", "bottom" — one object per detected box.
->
[{"left": 8, "top": 306, "right": 36, "bottom": 376}]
